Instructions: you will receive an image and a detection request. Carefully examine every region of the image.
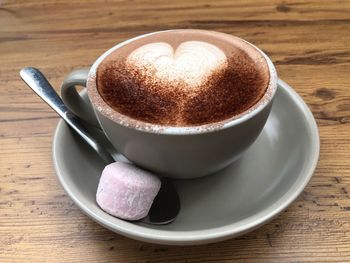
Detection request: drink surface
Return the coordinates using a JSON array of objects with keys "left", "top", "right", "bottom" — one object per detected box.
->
[{"left": 96, "top": 30, "right": 270, "bottom": 126}]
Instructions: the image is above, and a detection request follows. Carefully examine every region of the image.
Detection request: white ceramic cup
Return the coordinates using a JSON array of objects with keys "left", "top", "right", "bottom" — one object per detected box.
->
[{"left": 61, "top": 29, "right": 277, "bottom": 179}]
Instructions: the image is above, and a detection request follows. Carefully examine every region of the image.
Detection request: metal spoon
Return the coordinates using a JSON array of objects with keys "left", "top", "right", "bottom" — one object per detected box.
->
[{"left": 20, "top": 67, "right": 180, "bottom": 225}]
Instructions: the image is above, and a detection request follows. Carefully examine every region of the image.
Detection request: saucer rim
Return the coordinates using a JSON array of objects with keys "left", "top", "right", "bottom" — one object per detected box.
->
[{"left": 52, "top": 79, "right": 320, "bottom": 245}]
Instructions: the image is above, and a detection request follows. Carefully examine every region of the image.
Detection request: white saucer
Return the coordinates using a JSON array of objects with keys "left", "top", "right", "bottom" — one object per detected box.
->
[{"left": 52, "top": 79, "right": 319, "bottom": 245}]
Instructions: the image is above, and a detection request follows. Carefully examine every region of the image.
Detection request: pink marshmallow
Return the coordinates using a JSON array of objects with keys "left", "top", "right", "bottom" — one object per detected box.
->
[{"left": 96, "top": 162, "right": 161, "bottom": 220}]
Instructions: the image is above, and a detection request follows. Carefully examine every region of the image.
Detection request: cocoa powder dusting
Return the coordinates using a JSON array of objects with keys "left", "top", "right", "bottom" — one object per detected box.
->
[
  {"left": 97, "top": 54, "right": 269, "bottom": 126},
  {"left": 183, "top": 54, "right": 269, "bottom": 125},
  {"left": 97, "top": 61, "right": 186, "bottom": 125}
]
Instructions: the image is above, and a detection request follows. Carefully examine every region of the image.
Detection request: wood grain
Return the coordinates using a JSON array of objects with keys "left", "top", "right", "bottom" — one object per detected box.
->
[{"left": 1, "top": 0, "right": 350, "bottom": 262}]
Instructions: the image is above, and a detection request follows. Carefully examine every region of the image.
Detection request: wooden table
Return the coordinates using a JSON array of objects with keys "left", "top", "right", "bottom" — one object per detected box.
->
[{"left": 1, "top": 0, "right": 350, "bottom": 262}]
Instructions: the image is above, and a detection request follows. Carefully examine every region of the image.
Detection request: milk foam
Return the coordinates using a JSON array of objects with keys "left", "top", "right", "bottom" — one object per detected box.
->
[{"left": 126, "top": 41, "right": 227, "bottom": 88}]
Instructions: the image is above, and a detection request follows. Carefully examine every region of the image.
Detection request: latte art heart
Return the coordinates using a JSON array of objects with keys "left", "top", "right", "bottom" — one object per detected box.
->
[{"left": 126, "top": 41, "right": 228, "bottom": 88}]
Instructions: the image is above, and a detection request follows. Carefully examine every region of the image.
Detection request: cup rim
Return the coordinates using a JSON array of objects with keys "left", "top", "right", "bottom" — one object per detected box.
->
[{"left": 87, "top": 29, "right": 278, "bottom": 135}]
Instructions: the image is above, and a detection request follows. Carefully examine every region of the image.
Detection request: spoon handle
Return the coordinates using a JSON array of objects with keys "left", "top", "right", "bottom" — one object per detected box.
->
[{"left": 20, "top": 67, "right": 114, "bottom": 164}]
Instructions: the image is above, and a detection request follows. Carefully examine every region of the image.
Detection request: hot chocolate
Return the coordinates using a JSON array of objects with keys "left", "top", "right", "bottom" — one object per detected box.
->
[{"left": 96, "top": 30, "right": 270, "bottom": 126}]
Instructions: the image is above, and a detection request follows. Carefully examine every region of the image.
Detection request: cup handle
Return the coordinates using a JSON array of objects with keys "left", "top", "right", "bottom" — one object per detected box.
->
[{"left": 61, "top": 68, "right": 100, "bottom": 128}]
